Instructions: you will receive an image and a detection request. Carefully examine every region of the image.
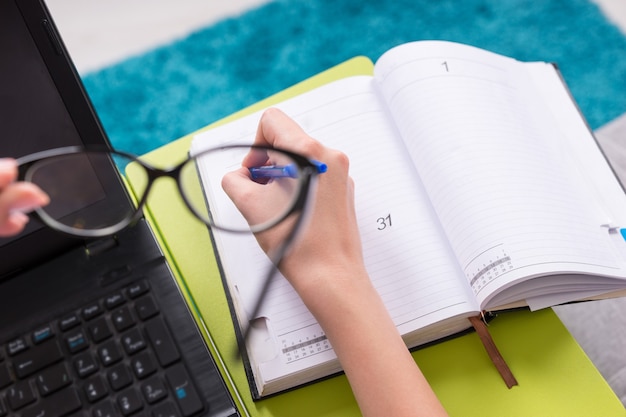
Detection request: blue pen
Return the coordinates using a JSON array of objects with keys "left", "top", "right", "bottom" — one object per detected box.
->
[{"left": 249, "top": 160, "right": 327, "bottom": 179}]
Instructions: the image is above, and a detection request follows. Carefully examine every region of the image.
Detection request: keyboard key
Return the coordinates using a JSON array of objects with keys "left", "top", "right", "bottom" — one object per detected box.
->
[
  {"left": 59, "top": 314, "right": 81, "bottom": 331},
  {"left": 165, "top": 364, "right": 203, "bottom": 417},
  {"left": 74, "top": 352, "right": 99, "bottom": 378},
  {"left": 65, "top": 330, "right": 89, "bottom": 353},
  {"left": 127, "top": 281, "right": 149, "bottom": 299},
  {"left": 84, "top": 375, "right": 108, "bottom": 403},
  {"left": 117, "top": 387, "right": 144, "bottom": 416},
  {"left": 0, "top": 363, "right": 12, "bottom": 389},
  {"left": 7, "top": 380, "right": 36, "bottom": 410},
  {"left": 98, "top": 339, "right": 123, "bottom": 367},
  {"left": 82, "top": 302, "right": 102, "bottom": 321},
  {"left": 32, "top": 325, "right": 54, "bottom": 344},
  {"left": 20, "top": 386, "right": 82, "bottom": 417},
  {"left": 7, "top": 337, "right": 28, "bottom": 356},
  {"left": 121, "top": 328, "right": 146, "bottom": 355},
  {"left": 152, "top": 401, "right": 180, "bottom": 417},
  {"left": 141, "top": 376, "right": 168, "bottom": 404},
  {"left": 135, "top": 296, "right": 159, "bottom": 321},
  {"left": 105, "top": 292, "right": 125, "bottom": 309},
  {"left": 88, "top": 317, "right": 113, "bottom": 343},
  {"left": 13, "top": 339, "right": 63, "bottom": 379},
  {"left": 36, "top": 362, "right": 72, "bottom": 396},
  {"left": 108, "top": 363, "right": 133, "bottom": 391},
  {"left": 92, "top": 400, "right": 116, "bottom": 417},
  {"left": 0, "top": 398, "right": 7, "bottom": 417},
  {"left": 145, "top": 318, "right": 180, "bottom": 367},
  {"left": 111, "top": 306, "right": 135, "bottom": 332},
  {"left": 131, "top": 351, "right": 157, "bottom": 379}
]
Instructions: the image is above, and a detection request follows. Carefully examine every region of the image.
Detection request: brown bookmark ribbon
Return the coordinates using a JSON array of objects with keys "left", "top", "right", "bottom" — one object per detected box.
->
[{"left": 469, "top": 314, "right": 518, "bottom": 388}]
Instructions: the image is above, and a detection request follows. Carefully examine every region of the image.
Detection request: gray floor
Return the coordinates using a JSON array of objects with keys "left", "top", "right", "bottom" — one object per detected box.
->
[{"left": 45, "top": 0, "right": 626, "bottom": 407}]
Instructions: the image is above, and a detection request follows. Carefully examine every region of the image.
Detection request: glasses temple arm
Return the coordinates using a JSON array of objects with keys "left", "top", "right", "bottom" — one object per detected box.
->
[{"left": 234, "top": 175, "right": 317, "bottom": 359}]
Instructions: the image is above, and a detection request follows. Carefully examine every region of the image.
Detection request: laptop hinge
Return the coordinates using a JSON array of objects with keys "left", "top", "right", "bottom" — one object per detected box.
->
[{"left": 85, "top": 236, "right": 119, "bottom": 257}]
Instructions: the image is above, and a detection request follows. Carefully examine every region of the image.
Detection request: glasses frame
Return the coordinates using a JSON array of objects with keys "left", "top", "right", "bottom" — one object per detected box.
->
[{"left": 17, "top": 144, "right": 322, "bottom": 238}]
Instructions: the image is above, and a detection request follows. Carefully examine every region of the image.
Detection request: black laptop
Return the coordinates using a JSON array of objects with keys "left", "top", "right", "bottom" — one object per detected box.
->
[{"left": 0, "top": 1, "right": 240, "bottom": 416}]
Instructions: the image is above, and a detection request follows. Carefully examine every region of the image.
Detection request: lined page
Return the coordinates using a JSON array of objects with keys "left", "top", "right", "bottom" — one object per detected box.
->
[
  {"left": 374, "top": 41, "right": 626, "bottom": 308},
  {"left": 192, "top": 76, "right": 478, "bottom": 371}
]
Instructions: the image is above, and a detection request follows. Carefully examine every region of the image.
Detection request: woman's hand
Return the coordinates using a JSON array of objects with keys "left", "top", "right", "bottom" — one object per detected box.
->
[
  {"left": 221, "top": 108, "right": 368, "bottom": 297},
  {"left": 0, "top": 158, "right": 49, "bottom": 237}
]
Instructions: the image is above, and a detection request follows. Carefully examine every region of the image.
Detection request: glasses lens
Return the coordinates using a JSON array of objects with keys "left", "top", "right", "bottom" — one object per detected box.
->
[
  {"left": 180, "top": 146, "right": 305, "bottom": 233},
  {"left": 24, "top": 151, "right": 137, "bottom": 237}
]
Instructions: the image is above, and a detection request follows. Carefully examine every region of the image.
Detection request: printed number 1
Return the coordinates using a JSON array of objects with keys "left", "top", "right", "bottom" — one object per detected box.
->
[{"left": 377, "top": 214, "right": 392, "bottom": 230}]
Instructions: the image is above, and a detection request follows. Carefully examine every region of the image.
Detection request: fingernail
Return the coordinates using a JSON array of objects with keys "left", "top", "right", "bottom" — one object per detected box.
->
[
  {"left": 9, "top": 211, "right": 29, "bottom": 226},
  {"left": 0, "top": 158, "right": 17, "bottom": 168},
  {"left": 10, "top": 199, "right": 46, "bottom": 214}
]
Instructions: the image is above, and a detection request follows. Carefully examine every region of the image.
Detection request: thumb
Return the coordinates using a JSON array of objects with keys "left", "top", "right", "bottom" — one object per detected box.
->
[{"left": 0, "top": 183, "right": 50, "bottom": 237}]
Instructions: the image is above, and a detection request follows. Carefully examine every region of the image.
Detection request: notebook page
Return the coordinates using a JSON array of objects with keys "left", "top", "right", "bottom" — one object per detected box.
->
[
  {"left": 524, "top": 62, "right": 626, "bottom": 235},
  {"left": 192, "top": 76, "right": 478, "bottom": 375},
  {"left": 373, "top": 41, "right": 626, "bottom": 308}
]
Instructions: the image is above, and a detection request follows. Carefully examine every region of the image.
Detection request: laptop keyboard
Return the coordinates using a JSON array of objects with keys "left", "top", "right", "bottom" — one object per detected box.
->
[{"left": 0, "top": 280, "right": 205, "bottom": 417}]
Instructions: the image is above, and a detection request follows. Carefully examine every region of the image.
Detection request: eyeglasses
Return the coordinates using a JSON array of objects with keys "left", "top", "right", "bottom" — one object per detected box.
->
[{"left": 16, "top": 145, "right": 325, "bottom": 238}]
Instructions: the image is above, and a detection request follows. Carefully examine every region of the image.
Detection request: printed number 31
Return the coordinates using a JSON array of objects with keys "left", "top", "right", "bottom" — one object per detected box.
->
[{"left": 377, "top": 214, "right": 392, "bottom": 230}]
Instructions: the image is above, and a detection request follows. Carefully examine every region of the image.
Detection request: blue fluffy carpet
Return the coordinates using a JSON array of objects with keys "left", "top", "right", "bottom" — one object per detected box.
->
[{"left": 82, "top": 0, "right": 626, "bottom": 156}]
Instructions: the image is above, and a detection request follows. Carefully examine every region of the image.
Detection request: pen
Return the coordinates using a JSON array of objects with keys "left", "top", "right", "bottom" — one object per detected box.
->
[{"left": 249, "top": 160, "right": 327, "bottom": 179}]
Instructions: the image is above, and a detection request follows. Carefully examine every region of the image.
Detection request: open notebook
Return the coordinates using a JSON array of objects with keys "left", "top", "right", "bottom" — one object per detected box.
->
[{"left": 190, "top": 41, "right": 626, "bottom": 398}]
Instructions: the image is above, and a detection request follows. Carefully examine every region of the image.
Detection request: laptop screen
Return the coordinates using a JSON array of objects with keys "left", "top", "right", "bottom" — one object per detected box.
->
[
  {"left": 0, "top": 0, "right": 132, "bottom": 279},
  {"left": 1, "top": 0, "right": 83, "bottom": 157}
]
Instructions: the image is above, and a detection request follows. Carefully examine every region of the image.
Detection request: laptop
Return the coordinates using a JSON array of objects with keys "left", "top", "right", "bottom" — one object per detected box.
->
[{"left": 0, "top": 1, "right": 240, "bottom": 416}]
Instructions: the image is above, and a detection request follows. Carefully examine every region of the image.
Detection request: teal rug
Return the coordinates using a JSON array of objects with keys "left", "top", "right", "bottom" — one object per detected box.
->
[{"left": 82, "top": 0, "right": 626, "bottom": 156}]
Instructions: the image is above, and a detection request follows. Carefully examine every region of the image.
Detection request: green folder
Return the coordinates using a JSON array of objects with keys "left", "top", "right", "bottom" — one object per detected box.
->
[{"left": 124, "top": 57, "right": 625, "bottom": 416}]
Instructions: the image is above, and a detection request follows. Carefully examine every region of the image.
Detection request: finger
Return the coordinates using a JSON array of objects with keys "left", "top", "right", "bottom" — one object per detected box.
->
[
  {"left": 221, "top": 168, "right": 253, "bottom": 205},
  {"left": 254, "top": 108, "right": 323, "bottom": 158},
  {"left": 0, "top": 211, "right": 30, "bottom": 237},
  {"left": 221, "top": 167, "right": 262, "bottom": 220},
  {"left": 0, "top": 182, "right": 50, "bottom": 230},
  {"left": 0, "top": 158, "right": 18, "bottom": 190}
]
